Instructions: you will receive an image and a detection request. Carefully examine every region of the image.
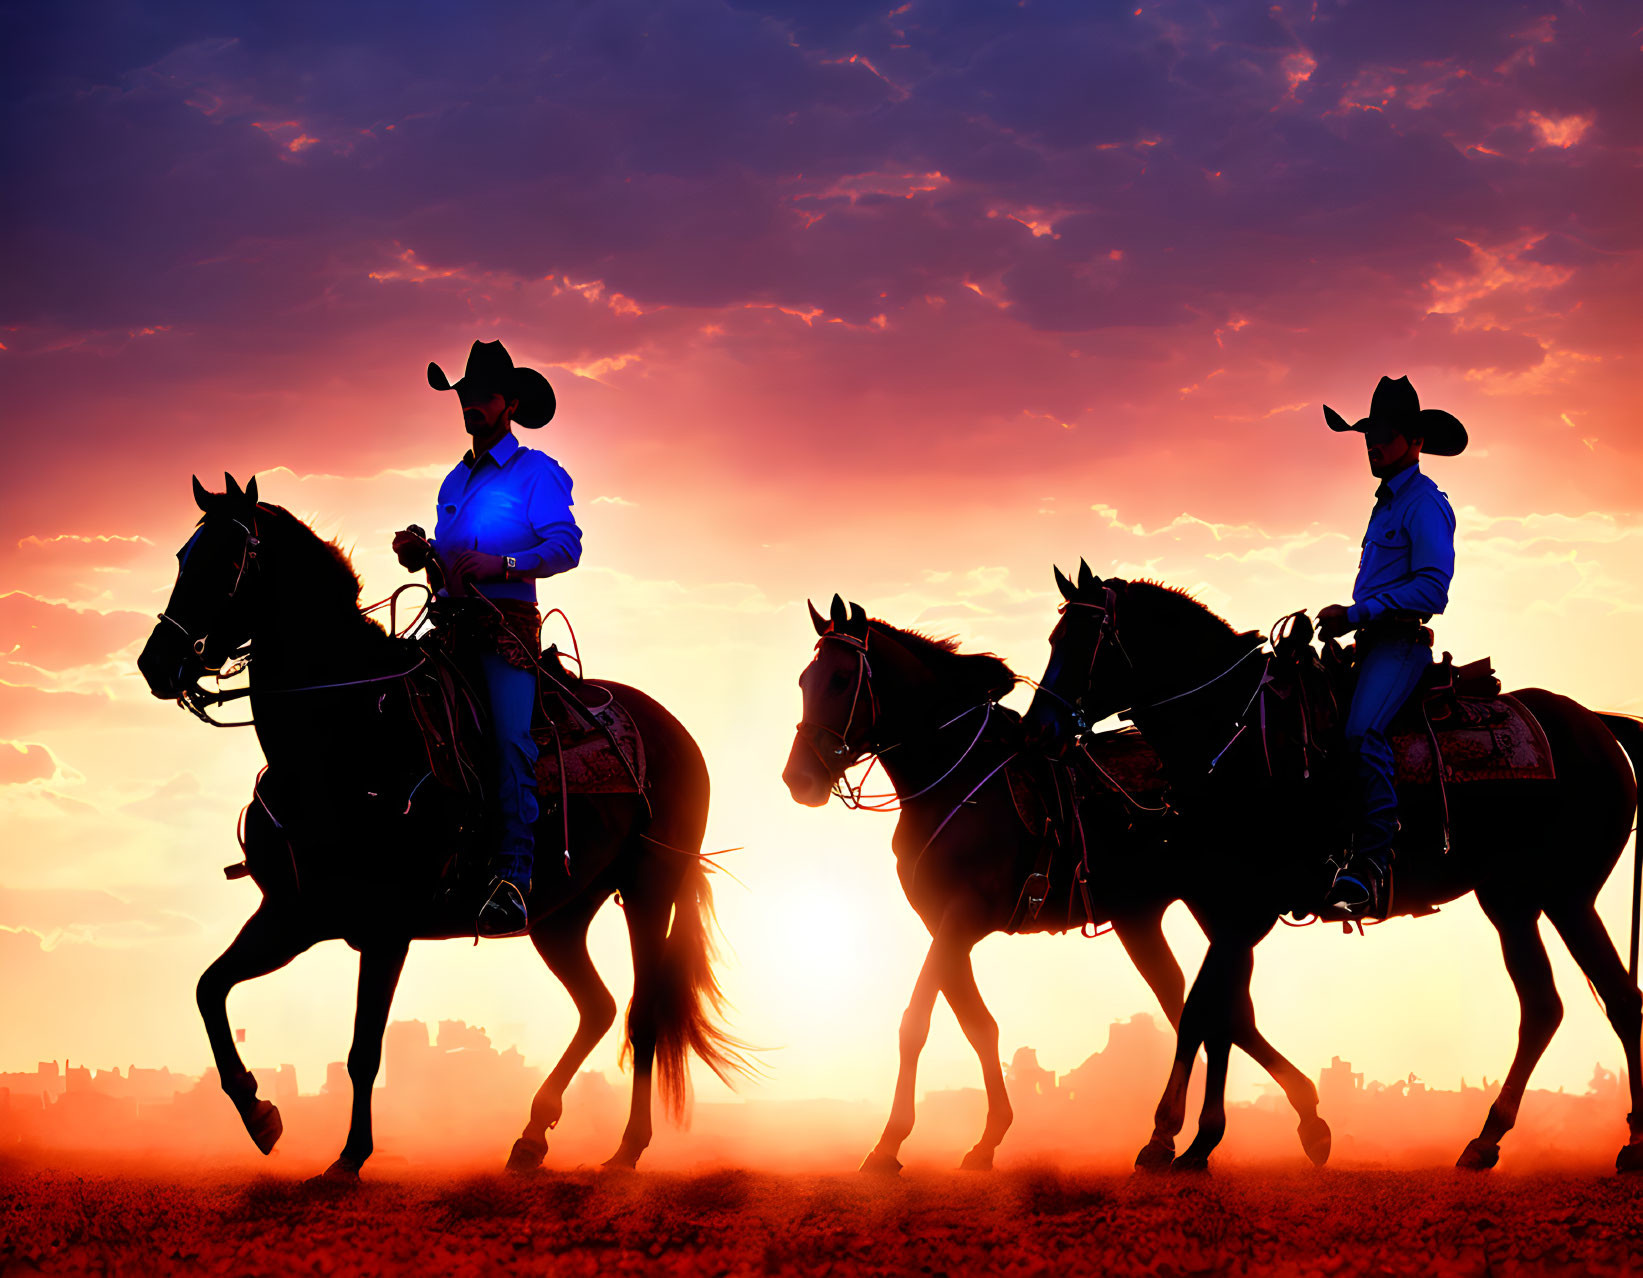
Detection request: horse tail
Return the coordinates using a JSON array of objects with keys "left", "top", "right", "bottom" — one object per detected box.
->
[
  {"left": 650, "top": 855, "right": 760, "bottom": 1124},
  {"left": 1599, "top": 713, "right": 1643, "bottom": 980}
]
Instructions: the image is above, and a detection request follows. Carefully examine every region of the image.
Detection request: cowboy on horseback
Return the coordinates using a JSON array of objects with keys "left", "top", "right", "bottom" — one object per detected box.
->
[
  {"left": 1315, "top": 375, "right": 1464, "bottom": 918},
  {"left": 392, "top": 340, "right": 582, "bottom": 938}
]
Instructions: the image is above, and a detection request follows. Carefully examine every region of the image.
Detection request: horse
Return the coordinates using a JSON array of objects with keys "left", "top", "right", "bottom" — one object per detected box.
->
[
  {"left": 781, "top": 594, "right": 1332, "bottom": 1172},
  {"left": 1024, "top": 561, "right": 1643, "bottom": 1172},
  {"left": 136, "top": 473, "right": 751, "bottom": 1181}
]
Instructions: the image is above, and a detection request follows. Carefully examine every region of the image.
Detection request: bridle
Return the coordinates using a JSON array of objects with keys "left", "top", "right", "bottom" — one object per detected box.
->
[
  {"left": 1033, "top": 586, "right": 1132, "bottom": 740},
  {"left": 795, "top": 626, "right": 1008, "bottom": 812},
  {"left": 157, "top": 511, "right": 263, "bottom": 722},
  {"left": 795, "top": 629, "right": 880, "bottom": 779},
  {"left": 157, "top": 508, "right": 426, "bottom": 727}
]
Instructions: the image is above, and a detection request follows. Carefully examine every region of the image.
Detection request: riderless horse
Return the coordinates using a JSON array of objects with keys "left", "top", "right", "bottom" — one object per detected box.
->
[{"left": 783, "top": 594, "right": 1331, "bottom": 1171}]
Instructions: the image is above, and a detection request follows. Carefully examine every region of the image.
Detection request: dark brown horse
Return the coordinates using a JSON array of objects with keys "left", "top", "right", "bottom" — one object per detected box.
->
[
  {"left": 1024, "top": 562, "right": 1643, "bottom": 1172},
  {"left": 136, "top": 474, "right": 750, "bottom": 1181},
  {"left": 782, "top": 594, "right": 1331, "bottom": 1171}
]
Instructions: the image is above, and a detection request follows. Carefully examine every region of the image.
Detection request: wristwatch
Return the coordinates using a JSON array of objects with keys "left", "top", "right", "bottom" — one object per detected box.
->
[{"left": 504, "top": 555, "right": 518, "bottom": 584}]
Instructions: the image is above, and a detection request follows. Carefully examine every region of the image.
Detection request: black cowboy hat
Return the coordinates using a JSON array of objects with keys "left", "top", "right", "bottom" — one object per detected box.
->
[
  {"left": 1323, "top": 375, "right": 1467, "bottom": 456},
  {"left": 428, "top": 339, "right": 556, "bottom": 429}
]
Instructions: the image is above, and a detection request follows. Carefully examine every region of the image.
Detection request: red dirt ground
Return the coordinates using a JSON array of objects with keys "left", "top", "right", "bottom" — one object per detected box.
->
[{"left": 4, "top": 1157, "right": 1643, "bottom": 1275}]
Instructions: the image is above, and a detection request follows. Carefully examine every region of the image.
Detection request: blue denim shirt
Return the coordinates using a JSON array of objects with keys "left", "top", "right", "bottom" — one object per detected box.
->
[
  {"left": 1347, "top": 463, "right": 1455, "bottom": 627},
  {"left": 431, "top": 433, "right": 582, "bottom": 602}
]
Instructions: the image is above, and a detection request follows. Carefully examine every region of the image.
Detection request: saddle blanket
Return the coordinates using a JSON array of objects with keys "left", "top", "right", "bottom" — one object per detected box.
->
[
  {"left": 1393, "top": 693, "right": 1554, "bottom": 785},
  {"left": 533, "top": 695, "right": 647, "bottom": 795}
]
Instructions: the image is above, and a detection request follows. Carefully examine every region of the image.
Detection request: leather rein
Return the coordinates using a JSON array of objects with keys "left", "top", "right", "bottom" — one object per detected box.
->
[
  {"left": 161, "top": 509, "right": 426, "bottom": 728},
  {"left": 796, "top": 628, "right": 1002, "bottom": 813}
]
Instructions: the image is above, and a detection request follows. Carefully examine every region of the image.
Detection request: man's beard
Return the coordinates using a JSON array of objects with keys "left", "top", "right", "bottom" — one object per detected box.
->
[{"left": 463, "top": 409, "right": 489, "bottom": 437}]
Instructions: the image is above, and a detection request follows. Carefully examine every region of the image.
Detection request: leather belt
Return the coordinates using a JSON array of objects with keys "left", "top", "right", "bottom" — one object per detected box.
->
[{"left": 1357, "top": 612, "right": 1433, "bottom": 648}]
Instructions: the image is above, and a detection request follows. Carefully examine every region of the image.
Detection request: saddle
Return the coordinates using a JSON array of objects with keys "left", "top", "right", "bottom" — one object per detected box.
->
[
  {"left": 1258, "top": 616, "right": 1555, "bottom": 790},
  {"left": 404, "top": 638, "right": 646, "bottom": 804},
  {"left": 1003, "top": 729, "right": 1167, "bottom": 935},
  {"left": 530, "top": 649, "right": 647, "bottom": 796}
]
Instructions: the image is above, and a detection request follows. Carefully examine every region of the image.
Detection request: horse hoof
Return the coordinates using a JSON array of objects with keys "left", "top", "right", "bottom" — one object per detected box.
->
[
  {"left": 1456, "top": 1139, "right": 1500, "bottom": 1171},
  {"left": 1615, "top": 1143, "right": 1643, "bottom": 1174},
  {"left": 1169, "top": 1153, "right": 1210, "bottom": 1174},
  {"left": 859, "top": 1151, "right": 903, "bottom": 1176},
  {"left": 506, "top": 1136, "right": 548, "bottom": 1175},
  {"left": 601, "top": 1149, "right": 640, "bottom": 1172},
  {"left": 1133, "top": 1140, "right": 1175, "bottom": 1173},
  {"left": 958, "top": 1148, "right": 994, "bottom": 1172},
  {"left": 244, "top": 1100, "right": 283, "bottom": 1155},
  {"left": 1298, "top": 1116, "right": 1332, "bottom": 1167},
  {"left": 307, "top": 1159, "right": 361, "bottom": 1190}
]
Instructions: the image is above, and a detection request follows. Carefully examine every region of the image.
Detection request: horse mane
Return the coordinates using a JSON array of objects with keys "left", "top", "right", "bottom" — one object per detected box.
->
[
  {"left": 867, "top": 619, "right": 1017, "bottom": 701},
  {"left": 254, "top": 503, "right": 377, "bottom": 625},
  {"left": 1125, "top": 578, "right": 1243, "bottom": 644}
]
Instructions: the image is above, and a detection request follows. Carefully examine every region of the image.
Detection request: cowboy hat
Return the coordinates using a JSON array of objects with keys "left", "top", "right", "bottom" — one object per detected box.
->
[
  {"left": 427, "top": 340, "right": 556, "bottom": 429},
  {"left": 1323, "top": 375, "right": 1466, "bottom": 456}
]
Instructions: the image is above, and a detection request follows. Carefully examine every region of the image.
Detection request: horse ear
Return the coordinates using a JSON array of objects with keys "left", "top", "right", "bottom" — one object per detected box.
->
[
  {"left": 224, "top": 472, "right": 243, "bottom": 501},
  {"left": 245, "top": 475, "right": 258, "bottom": 506},
  {"left": 808, "top": 600, "right": 828, "bottom": 635},
  {"left": 848, "top": 602, "right": 867, "bottom": 630},
  {"left": 191, "top": 475, "right": 210, "bottom": 511},
  {"left": 1053, "top": 565, "right": 1075, "bottom": 601},
  {"left": 830, "top": 594, "right": 848, "bottom": 627},
  {"left": 1077, "top": 559, "right": 1098, "bottom": 592}
]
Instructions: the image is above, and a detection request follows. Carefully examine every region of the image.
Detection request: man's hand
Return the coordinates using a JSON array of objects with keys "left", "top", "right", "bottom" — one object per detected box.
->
[
  {"left": 1316, "top": 604, "right": 1352, "bottom": 641},
  {"left": 392, "top": 526, "right": 430, "bottom": 571},
  {"left": 445, "top": 549, "right": 507, "bottom": 594}
]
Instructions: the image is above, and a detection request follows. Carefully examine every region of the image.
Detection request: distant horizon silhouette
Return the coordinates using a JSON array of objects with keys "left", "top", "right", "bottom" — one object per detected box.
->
[{"left": 4, "top": 1009, "right": 1628, "bottom": 1172}]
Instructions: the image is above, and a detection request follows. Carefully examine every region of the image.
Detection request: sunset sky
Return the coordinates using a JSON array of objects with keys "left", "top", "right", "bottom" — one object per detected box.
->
[{"left": 3, "top": 0, "right": 1642, "bottom": 1151}]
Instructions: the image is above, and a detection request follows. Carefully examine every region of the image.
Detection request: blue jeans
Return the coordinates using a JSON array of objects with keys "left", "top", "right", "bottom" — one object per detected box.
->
[
  {"left": 1342, "top": 635, "right": 1431, "bottom": 858},
  {"left": 478, "top": 652, "right": 539, "bottom": 883}
]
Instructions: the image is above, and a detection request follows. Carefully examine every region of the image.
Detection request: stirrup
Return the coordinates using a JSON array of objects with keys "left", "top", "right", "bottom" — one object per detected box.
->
[
  {"left": 1323, "top": 855, "right": 1391, "bottom": 921},
  {"left": 476, "top": 876, "right": 531, "bottom": 940}
]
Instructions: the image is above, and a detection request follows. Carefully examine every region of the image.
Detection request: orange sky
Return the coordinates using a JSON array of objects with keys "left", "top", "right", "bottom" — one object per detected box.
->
[{"left": 3, "top": 1, "right": 1642, "bottom": 1137}]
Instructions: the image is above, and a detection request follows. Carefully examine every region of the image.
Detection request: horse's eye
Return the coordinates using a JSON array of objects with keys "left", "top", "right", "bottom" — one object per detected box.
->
[{"left": 827, "top": 672, "right": 849, "bottom": 694}]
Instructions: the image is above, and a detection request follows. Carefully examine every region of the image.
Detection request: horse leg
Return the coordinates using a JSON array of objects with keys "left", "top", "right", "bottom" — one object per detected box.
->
[
  {"left": 1136, "top": 959, "right": 1215, "bottom": 1172},
  {"left": 943, "top": 947, "right": 1013, "bottom": 1171},
  {"left": 195, "top": 904, "right": 314, "bottom": 1155},
  {"left": 1112, "top": 910, "right": 1326, "bottom": 1162},
  {"left": 1233, "top": 1024, "right": 1331, "bottom": 1166},
  {"left": 1172, "top": 943, "right": 1254, "bottom": 1172},
  {"left": 860, "top": 923, "right": 954, "bottom": 1173},
  {"left": 319, "top": 940, "right": 409, "bottom": 1184},
  {"left": 1457, "top": 888, "right": 1563, "bottom": 1170},
  {"left": 1544, "top": 899, "right": 1643, "bottom": 1172},
  {"left": 604, "top": 880, "right": 672, "bottom": 1170},
  {"left": 1113, "top": 909, "right": 1185, "bottom": 1028},
  {"left": 506, "top": 905, "right": 617, "bottom": 1174}
]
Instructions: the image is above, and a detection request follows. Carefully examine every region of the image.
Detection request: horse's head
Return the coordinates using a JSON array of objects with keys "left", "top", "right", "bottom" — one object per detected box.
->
[
  {"left": 137, "top": 473, "right": 263, "bottom": 701},
  {"left": 783, "top": 593, "right": 876, "bottom": 806},
  {"left": 1023, "top": 560, "right": 1139, "bottom": 757}
]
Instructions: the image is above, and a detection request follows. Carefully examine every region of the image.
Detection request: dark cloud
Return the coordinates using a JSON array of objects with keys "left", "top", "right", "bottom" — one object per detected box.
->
[{"left": 1, "top": 0, "right": 1639, "bottom": 532}]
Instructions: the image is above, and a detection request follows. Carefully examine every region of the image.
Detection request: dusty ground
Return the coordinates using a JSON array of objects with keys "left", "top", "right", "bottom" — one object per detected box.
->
[{"left": 4, "top": 1156, "right": 1643, "bottom": 1275}]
